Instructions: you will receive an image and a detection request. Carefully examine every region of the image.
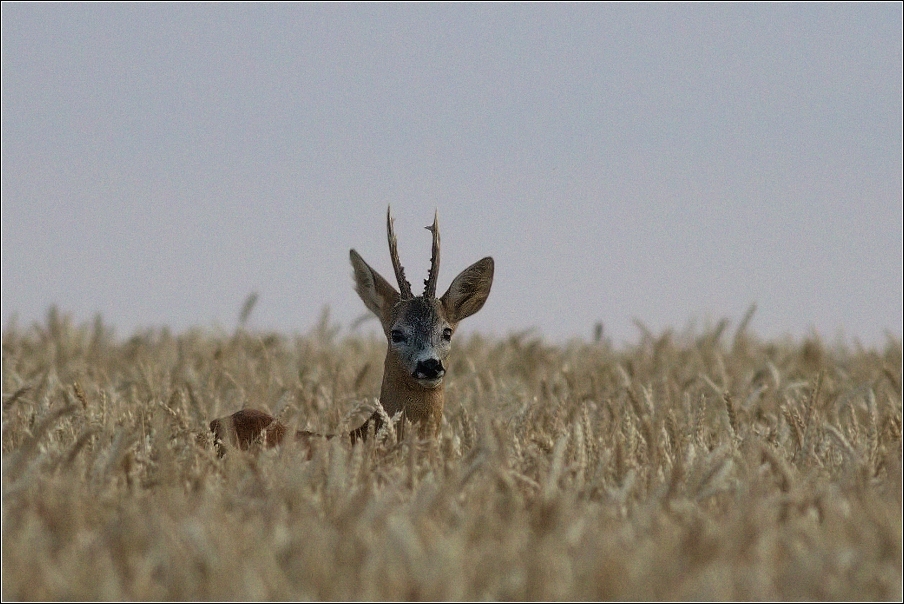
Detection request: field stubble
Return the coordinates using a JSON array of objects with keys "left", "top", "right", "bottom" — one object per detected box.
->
[{"left": 2, "top": 309, "right": 901, "bottom": 600}]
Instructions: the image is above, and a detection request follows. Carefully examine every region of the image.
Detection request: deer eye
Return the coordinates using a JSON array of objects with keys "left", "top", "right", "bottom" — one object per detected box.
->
[
  {"left": 390, "top": 330, "right": 406, "bottom": 344},
  {"left": 442, "top": 328, "right": 453, "bottom": 342}
]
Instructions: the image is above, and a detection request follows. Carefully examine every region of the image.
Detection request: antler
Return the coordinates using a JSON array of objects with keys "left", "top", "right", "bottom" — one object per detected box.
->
[
  {"left": 423, "top": 210, "right": 440, "bottom": 298},
  {"left": 386, "top": 206, "right": 413, "bottom": 299}
]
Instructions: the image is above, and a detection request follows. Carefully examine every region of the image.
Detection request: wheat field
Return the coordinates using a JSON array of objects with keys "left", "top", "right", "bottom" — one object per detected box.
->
[{"left": 2, "top": 308, "right": 901, "bottom": 600}]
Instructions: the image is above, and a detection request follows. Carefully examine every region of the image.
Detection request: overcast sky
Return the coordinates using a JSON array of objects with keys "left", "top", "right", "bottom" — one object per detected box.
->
[{"left": 2, "top": 3, "right": 901, "bottom": 345}]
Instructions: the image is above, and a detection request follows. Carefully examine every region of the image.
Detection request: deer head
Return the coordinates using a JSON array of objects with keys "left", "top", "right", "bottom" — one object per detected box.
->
[{"left": 349, "top": 207, "right": 494, "bottom": 431}]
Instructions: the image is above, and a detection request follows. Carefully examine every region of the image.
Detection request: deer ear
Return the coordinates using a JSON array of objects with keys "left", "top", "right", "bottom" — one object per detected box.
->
[
  {"left": 350, "top": 249, "right": 399, "bottom": 327},
  {"left": 440, "top": 257, "right": 494, "bottom": 324}
]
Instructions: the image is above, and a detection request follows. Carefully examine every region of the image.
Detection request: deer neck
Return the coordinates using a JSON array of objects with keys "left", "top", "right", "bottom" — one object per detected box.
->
[{"left": 380, "top": 351, "right": 445, "bottom": 435}]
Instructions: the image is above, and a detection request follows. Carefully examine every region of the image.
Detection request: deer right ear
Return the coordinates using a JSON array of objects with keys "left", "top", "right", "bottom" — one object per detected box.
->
[
  {"left": 441, "top": 257, "right": 494, "bottom": 324},
  {"left": 350, "top": 249, "right": 399, "bottom": 325}
]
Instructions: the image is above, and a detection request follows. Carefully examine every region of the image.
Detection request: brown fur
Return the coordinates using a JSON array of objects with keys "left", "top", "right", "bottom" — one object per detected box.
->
[{"left": 208, "top": 408, "right": 316, "bottom": 457}]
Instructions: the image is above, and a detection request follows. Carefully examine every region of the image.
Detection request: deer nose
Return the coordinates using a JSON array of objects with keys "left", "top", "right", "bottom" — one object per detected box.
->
[{"left": 414, "top": 358, "right": 445, "bottom": 380}]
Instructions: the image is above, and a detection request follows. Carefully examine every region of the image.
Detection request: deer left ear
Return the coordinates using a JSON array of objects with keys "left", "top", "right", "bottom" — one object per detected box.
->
[
  {"left": 350, "top": 249, "right": 400, "bottom": 327},
  {"left": 440, "top": 257, "right": 494, "bottom": 324}
]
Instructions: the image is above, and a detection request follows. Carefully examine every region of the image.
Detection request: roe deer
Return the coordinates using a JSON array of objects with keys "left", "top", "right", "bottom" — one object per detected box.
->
[{"left": 208, "top": 207, "right": 494, "bottom": 454}]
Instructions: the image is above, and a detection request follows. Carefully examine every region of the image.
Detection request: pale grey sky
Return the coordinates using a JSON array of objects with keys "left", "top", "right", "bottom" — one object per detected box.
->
[{"left": 2, "top": 3, "right": 902, "bottom": 345}]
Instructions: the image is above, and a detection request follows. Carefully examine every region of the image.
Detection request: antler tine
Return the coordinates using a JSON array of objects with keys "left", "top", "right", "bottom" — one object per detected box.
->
[
  {"left": 424, "top": 209, "right": 440, "bottom": 298},
  {"left": 386, "top": 206, "right": 413, "bottom": 299}
]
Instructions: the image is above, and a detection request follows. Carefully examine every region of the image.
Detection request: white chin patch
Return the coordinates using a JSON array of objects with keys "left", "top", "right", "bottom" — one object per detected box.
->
[{"left": 416, "top": 377, "right": 443, "bottom": 389}]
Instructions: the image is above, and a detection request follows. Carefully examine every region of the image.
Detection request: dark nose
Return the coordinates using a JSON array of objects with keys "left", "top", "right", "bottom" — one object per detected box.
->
[{"left": 414, "top": 358, "right": 445, "bottom": 380}]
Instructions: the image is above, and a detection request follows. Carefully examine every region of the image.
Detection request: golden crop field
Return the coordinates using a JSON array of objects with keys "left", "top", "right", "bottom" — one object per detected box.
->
[{"left": 2, "top": 308, "right": 901, "bottom": 600}]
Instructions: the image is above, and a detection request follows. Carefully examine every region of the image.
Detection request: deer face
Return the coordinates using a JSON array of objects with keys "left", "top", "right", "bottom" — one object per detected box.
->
[
  {"left": 387, "top": 297, "right": 452, "bottom": 388},
  {"left": 350, "top": 208, "right": 493, "bottom": 391}
]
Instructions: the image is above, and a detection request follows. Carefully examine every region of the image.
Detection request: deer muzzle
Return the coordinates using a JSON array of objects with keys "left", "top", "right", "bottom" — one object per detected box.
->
[{"left": 414, "top": 358, "right": 445, "bottom": 386}]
